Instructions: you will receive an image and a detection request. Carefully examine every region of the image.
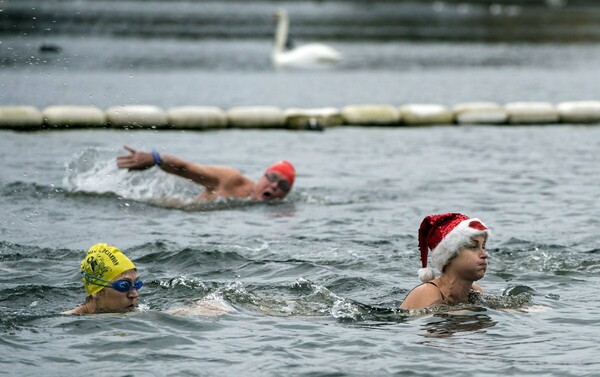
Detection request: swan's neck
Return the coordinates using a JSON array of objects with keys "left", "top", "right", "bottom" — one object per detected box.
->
[{"left": 273, "top": 13, "right": 288, "bottom": 54}]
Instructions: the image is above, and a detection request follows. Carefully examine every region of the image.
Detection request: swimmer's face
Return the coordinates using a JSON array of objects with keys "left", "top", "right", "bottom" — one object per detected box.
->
[
  {"left": 254, "top": 171, "right": 291, "bottom": 201},
  {"left": 95, "top": 270, "right": 140, "bottom": 313},
  {"left": 447, "top": 235, "right": 488, "bottom": 281}
]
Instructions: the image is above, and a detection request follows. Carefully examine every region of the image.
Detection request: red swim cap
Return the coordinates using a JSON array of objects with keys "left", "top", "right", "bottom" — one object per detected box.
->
[{"left": 265, "top": 160, "right": 295, "bottom": 186}]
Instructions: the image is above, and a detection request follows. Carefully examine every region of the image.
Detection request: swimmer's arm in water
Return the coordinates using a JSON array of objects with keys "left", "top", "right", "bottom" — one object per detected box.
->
[
  {"left": 117, "top": 145, "right": 246, "bottom": 191},
  {"left": 399, "top": 284, "right": 444, "bottom": 310},
  {"left": 472, "top": 283, "right": 484, "bottom": 292}
]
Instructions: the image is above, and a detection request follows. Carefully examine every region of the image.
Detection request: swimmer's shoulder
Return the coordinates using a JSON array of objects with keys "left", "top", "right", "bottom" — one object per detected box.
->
[{"left": 400, "top": 282, "right": 443, "bottom": 310}]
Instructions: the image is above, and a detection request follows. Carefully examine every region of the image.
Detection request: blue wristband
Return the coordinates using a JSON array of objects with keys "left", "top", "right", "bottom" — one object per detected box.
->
[{"left": 151, "top": 150, "right": 162, "bottom": 166}]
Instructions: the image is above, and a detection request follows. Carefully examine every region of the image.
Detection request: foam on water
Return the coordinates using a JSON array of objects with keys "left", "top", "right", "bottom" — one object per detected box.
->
[{"left": 63, "top": 147, "right": 199, "bottom": 204}]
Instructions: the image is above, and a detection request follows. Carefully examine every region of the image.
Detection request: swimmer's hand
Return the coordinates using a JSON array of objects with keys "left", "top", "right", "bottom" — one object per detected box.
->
[{"left": 117, "top": 145, "right": 155, "bottom": 171}]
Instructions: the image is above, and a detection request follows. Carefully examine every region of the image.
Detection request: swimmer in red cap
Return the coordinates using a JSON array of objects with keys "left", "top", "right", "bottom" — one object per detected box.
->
[{"left": 117, "top": 146, "right": 295, "bottom": 201}]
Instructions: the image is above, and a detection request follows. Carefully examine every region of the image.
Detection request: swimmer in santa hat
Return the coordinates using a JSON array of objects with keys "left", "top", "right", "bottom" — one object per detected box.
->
[{"left": 400, "top": 212, "right": 490, "bottom": 310}]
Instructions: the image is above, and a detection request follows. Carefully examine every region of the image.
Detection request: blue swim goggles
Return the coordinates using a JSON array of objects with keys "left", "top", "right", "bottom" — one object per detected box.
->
[{"left": 81, "top": 272, "right": 143, "bottom": 293}]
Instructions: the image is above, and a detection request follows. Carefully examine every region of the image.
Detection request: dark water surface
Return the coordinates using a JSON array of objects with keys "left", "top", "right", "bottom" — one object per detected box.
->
[{"left": 1, "top": 126, "right": 599, "bottom": 376}]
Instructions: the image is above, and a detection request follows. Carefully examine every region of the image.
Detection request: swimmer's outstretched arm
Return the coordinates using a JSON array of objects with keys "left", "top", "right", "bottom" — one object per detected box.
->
[{"left": 116, "top": 145, "right": 244, "bottom": 190}]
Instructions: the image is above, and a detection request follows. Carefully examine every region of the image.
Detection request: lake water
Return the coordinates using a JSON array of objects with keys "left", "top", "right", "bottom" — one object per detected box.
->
[
  {"left": 2, "top": 126, "right": 599, "bottom": 376},
  {"left": 2, "top": 1, "right": 600, "bottom": 376}
]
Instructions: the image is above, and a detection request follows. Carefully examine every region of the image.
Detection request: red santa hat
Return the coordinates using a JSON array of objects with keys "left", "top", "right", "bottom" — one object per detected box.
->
[{"left": 417, "top": 212, "right": 489, "bottom": 283}]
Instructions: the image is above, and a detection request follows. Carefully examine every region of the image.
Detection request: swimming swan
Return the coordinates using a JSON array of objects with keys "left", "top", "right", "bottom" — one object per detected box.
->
[{"left": 272, "top": 9, "right": 342, "bottom": 69}]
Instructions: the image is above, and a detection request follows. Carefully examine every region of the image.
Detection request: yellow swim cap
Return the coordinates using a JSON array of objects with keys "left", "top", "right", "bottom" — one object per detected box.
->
[{"left": 80, "top": 243, "right": 136, "bottom": 295}]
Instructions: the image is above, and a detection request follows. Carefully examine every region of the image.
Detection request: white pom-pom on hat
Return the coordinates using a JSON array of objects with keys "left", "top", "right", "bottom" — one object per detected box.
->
[{"left": 418, "top": 267, "right": 436, "bottom": 283}]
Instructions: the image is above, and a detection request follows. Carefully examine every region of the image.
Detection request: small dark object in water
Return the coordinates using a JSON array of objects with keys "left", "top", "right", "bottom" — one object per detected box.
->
[
  {"left": 305, "top": 117, "right": 324, "bottom": 131},
  {"left": 503, "top": 285, "right": 535, "bottom": 296},
  {"left": 39, "top": 44, "right": 62, "bottom": 53}
]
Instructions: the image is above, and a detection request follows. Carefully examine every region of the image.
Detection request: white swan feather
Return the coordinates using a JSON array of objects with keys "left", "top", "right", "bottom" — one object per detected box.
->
[{"left": 272, "top": 9, "right": 342, "bottom": 69}]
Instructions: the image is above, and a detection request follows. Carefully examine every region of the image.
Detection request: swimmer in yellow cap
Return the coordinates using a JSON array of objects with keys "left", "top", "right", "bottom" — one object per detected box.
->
[{"left": 64, "top": 243, "right": 142, "bottom": 314}]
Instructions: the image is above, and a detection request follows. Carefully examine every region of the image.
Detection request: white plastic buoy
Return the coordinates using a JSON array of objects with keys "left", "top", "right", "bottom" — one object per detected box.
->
[
  {"left": 226, "top": 106, "right": 286, "bottom": 128},
  {"left": 168, "top": 106, "right": 227, "bottom": 129},
  {"left": 505, "top": 102, "right": 559, "bottom": 124},
  {"left": 557, "top": 100, "right": 600, "bottom": 123},
  {"left": 43, "top": 105, "right": 106, "bottom": 128},
  {"left": 341, "top": 105, "right": 400, "bottom": 126},
  {"left": 399, "top": 104, "right": 453, "bottom": 125},
  {"left": 0, "top": 106, "right": 43, "bottom": 129},
  {"left": 284, "top": 107, "right": 342, "bottom": 129},
  {"left": 105, "top": 105, "right": 168, "bottom": 128},
  {"left": 453, "top": 102, "right": 507, "bottom": 125}
]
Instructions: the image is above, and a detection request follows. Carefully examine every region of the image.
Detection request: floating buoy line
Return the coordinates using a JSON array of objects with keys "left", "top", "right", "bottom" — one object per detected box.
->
[{"left": 1, "top": 101, "right": 599, "bottom": 130}]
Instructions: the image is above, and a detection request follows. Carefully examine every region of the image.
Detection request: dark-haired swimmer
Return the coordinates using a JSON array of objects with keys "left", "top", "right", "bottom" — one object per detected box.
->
[
  {"left": 117, "top": 146, "right": 295, "bottom": 202},
  {"left": 64, "top": 243, "right": 141, "bottom": 314},
  {"left": 400, "top": 213, "right": 489, "bottom": 310}
]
